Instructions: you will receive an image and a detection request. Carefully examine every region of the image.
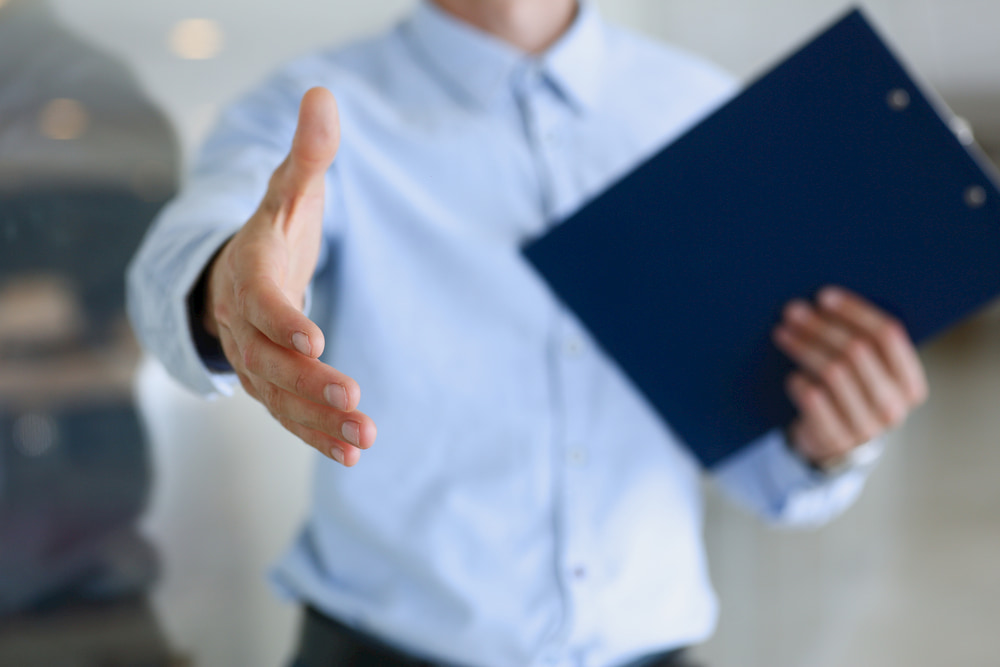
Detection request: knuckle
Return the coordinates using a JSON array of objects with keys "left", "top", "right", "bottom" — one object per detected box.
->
[
  {"left": 293, "top": 370, "right": 310, "bottom": 397},
  {"left": 800, "top": 385, "right": 824, "bottom": 410},
  {"left": 820, "top": 361, "right": 847, "bottom": 387},
  {"left": 878, "top": 400, "right": 906, "bottom": 427},
  {"left": 876, "top": 318, "right": 906, "bottom": 345},
  {"left": 843, "top": 338, "right": 870, "bottom": 364}
]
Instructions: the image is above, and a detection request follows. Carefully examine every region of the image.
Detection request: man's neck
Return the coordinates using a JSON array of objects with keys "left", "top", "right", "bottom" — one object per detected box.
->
[{"left": 432, "top": 0, "right": 578, "bottom": 54}]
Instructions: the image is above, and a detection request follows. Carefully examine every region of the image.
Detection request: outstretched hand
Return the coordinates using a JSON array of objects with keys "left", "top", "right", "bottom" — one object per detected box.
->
[
  {"left": 202, "top": 87, "right": 376, "bottom": 466},
  {"left": 773, "top": 286, "right": 928, "bottom": 469}
]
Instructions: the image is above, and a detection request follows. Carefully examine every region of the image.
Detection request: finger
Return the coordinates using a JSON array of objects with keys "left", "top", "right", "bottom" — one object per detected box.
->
[
  {"left": 277, "top": 416, "right": 361, "bottom": 467},
  {"left": 817, "top": 286, "right": 929, "bottom": 404},
  {"left": 229, "top": 314, "right": 358, "bottom": 410},
  {"left": 772, "top": 321, "right": 830, "bottom": 376},
  {"left": 265, "top": 87, "right": 340, "bottom": 214},
  {"left": 225, "top": 318, "right": 375, "bottom": 449},
  {"left": 840, "top": 336, "right": 911, "bottom": 428},
  {"left": 231, "top": 263, "right": 326, "bottom": 358},
  {"left": 774, "top": 323, "right": 880, "bottom": 440},
  {"left": 781, "top": 299, "right": 853, "bottom": 355},
  {"left": 289, "top": 87, "right": 340, "bottom": 188},
  {"left": 266, "top": 386, "right": 376, "bottom": 450},
  {"left": 786, "top": 372, "right": 855, "bottom": 461},
  {"left": 778, "top": 301, "right": 887, "bottom": 438}
]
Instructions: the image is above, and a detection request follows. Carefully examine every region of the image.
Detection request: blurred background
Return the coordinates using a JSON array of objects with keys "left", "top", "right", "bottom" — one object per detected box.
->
[{"left": 0, "top": 0, "right": 998, "bottom": 665}]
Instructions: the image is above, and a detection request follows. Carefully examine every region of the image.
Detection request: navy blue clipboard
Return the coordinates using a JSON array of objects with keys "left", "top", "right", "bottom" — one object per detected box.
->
[{"left": 522, "top": 8, "right": 1000, "bottom": 468}]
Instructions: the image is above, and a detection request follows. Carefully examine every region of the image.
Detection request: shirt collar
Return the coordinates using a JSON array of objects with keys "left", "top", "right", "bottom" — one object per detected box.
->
[
  {"left": 539, "top": 2, "right": 607, "bottom": 113},
  {"left": 403, "top": 1, "right": 607, "bottom": 113}
]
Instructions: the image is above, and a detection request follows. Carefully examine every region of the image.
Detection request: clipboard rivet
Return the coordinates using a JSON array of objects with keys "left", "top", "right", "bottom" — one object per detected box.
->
[
  {"left": 887, "top": 88, "right": 910, "bottom": 111},
  {"left": 964, "top": 185, "right": 987, "bottom": 209}
]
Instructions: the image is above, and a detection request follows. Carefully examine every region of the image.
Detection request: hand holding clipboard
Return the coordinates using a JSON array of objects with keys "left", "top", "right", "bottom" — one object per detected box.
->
[{"left": 524, "top": 8, "right": 999, "bottom": 468}]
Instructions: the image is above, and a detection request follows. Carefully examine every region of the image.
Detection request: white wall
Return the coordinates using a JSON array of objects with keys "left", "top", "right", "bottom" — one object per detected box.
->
[{"left": 53, "top": 0, "right": 1000, "bottom": 158}]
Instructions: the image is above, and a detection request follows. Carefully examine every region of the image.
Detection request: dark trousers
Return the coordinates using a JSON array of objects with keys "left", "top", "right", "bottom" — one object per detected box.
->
[{"left": 292, "top": 606, "right": 700, "bottom": 667}]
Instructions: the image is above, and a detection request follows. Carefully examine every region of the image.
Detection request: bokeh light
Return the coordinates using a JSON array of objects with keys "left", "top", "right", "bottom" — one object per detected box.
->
[
  {"left": 168, "top": 18, "right": 224, "bottom": 60},
  {"left": 38, "top": 98, "right": 89, "bottom": 141}
]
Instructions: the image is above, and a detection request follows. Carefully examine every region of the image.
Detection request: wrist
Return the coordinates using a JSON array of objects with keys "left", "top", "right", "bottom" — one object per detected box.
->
[
  {"left": 197, "top": 240, "right": 232, "bottom": 339},
  {"left": 186, "top": 243, "right": 232, "bottom": 373},
  {"left": 785, "top": 426, "right": 885, "bottom": 476}
]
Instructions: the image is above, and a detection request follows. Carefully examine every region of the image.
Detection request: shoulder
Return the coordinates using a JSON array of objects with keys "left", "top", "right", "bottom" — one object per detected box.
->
[
  {"left": 220, "top": 25, "right": 414, "bottom": 145},
  {"left": 602, "top": 21, "right": 738, "bottom": 104},
  {"left": 251, "top": 26, "right": 411, "bottom": 110}
]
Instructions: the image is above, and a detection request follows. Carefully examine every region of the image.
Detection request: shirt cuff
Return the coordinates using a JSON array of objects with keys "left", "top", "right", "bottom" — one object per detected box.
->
[
  {"left": 172, "top": 227, "right": 241, "bottom": 395},
  {"left": 183, "top": 235, "right": 317, "bottom": 379},
  {"left": 766, "top": 428, "right": 885, "bottom": 489}
]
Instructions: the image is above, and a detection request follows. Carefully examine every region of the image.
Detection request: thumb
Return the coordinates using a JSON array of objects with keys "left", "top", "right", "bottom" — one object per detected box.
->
[{"left": 282, "top": 87, "right": 340, "bottom": 199}]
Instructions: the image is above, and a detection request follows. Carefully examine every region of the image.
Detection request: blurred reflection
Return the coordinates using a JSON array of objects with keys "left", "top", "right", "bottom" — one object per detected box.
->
[{"left": 0, "top": 0, "right": 181, "bottom": 663}]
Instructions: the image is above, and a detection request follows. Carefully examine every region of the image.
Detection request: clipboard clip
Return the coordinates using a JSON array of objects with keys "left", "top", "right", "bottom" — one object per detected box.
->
[{"left": 886, "top": 87, "right": 976, "bottom": 147}]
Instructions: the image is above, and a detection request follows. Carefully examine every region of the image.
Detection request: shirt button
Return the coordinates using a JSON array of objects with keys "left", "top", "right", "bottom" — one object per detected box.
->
[
  {"left": 572, "top": 565, "right": 587, "bottom": 581},
  {"left": 567, "top": 446, "right": 589, "bottom": 468},
  {"left": 563, "top": 336, "right": 584, "bottom": 357}
]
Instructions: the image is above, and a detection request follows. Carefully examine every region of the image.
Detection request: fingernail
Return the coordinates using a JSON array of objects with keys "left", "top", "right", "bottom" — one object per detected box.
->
[
  {"left": 324, "top": 384, "right": 349, "bottom": 411},
  {"left": 292, "top": 332, "right": 311, "bottom": 356},
  {"left": 342, "top": 421, "right": 361, "bottom": 447},
  {"left": 786, "top": 301, "right": 809, "bottom": 322},
  {"left": 329, "top": 447, "right": 345, "bottom": 464},
  {"left": 819, "top": 287, "right": 843, "bottom": 308}
]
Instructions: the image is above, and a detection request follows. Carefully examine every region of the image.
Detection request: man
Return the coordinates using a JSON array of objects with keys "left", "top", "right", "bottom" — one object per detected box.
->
[{"left": 127, "top": 1, "right": 928, "bottom": 665}]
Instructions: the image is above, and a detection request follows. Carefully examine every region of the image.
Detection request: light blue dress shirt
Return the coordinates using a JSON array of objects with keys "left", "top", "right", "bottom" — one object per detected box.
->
[{"left": 128, "top": 3, "right": 878, "bottom": 666}]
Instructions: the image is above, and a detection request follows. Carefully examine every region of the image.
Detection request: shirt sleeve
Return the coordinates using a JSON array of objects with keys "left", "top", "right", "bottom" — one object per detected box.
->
[
  {"left": 709, "top": 427, "right": 884, "bottom": 528},
  {"left": 126, "top": 71, "right": 330, "bottom": 397}
]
